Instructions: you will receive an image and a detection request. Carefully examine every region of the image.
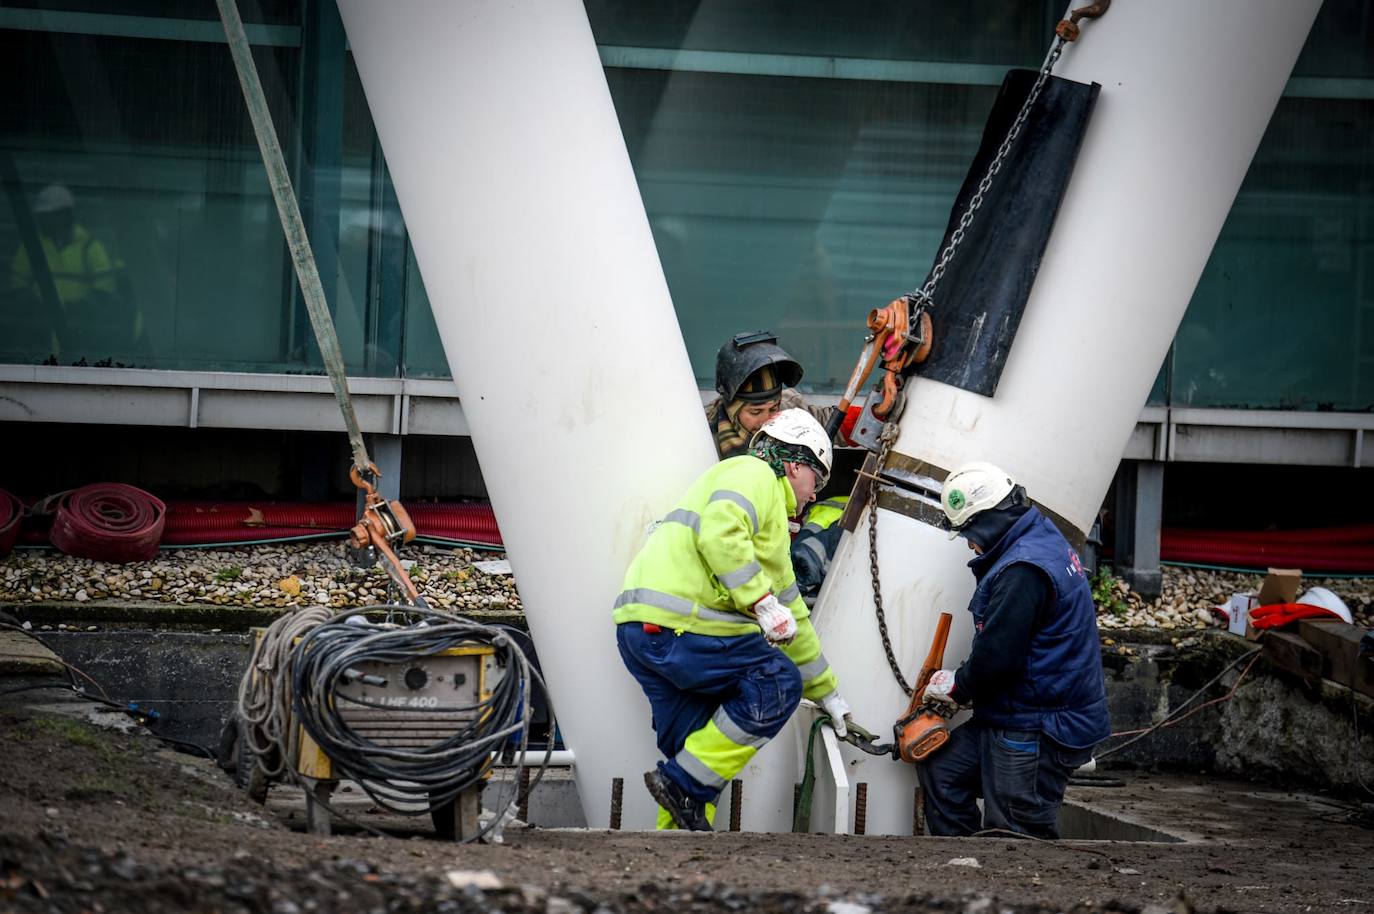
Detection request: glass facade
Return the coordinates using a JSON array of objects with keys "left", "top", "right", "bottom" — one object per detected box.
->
[{"left": 1, "top": 1, "right": 1370, "bottom": 409}]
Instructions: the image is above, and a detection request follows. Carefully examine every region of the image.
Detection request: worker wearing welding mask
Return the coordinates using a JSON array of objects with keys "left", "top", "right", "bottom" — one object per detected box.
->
[
  {"left": 706, "top": 330, "right": 853, "bottom": 604},
  {"left": 917, "top": 461, "right": 1111, "bottom": 838},
  {"left": 613, "top": 409, "right": 851, "bottom": 831},
  {"left": 707, "top": 330, "right": 826, "bottom": 459}
]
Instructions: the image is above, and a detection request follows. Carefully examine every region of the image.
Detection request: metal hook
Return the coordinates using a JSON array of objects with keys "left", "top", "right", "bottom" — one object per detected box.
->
[{"left": 1056, "top": 0, "right": 1111, "bottom": 42}]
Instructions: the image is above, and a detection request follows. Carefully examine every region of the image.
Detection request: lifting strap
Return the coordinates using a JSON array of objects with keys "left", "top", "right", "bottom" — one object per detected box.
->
[{"left": 216, "top": 0, "right": 425, "bottom": 607}]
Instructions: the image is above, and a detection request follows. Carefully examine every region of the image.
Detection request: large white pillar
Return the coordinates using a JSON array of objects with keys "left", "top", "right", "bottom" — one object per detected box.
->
[
  {"left": 337, "top": 0, "right": 717, "bottom": 830},
  {"left": 788, "top": 0, "right": 1323, "bottom": 835}
]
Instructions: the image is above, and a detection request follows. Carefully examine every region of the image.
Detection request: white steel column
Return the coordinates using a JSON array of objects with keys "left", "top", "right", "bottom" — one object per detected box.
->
[
  {"left": 337, "top": 0, "right": 716, "bottom": 830},
  {"left": 796, "top": 0, "right": 1323, "bottom": 835}
]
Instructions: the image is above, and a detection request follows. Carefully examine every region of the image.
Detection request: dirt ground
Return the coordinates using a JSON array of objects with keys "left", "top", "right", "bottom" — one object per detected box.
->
[{"left": 3, "top": 688, "right": 1373, "bottom": 914}]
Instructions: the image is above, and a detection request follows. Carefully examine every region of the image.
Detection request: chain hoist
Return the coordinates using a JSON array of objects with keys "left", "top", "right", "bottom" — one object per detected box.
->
[{"left": 862, "top": 1, "right": 1110, "bottom": 693}]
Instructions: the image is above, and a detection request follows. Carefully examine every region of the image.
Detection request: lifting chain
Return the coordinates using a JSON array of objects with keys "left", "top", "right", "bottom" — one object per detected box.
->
[
  {"left": 866, "top": 421, "right": 911, "bottom": 696},
  {"left": 866, "top": 1, "right": 1109, "bottom": 695}
]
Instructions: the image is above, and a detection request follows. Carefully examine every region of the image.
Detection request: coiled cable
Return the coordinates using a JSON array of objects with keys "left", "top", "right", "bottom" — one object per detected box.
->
[
  {"left": 236, "top": 605, "right": 333, "bottom": 778},
  {"left": 289, "top": 606, "right": 549, "bottom": 841}
]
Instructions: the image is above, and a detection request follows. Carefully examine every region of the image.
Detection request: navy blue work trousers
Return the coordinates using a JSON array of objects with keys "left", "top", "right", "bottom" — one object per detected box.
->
[
  {"left": 916, "top": 719, "right": 1093, "bottom": 838},
  {"left": 616, "top": 622, "right": 801, "bottom": 804}
]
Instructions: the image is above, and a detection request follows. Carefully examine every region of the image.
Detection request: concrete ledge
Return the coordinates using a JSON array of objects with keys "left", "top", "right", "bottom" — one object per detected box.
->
[{"left": 0, "top": 629, "right": 66, "bottom": 677}]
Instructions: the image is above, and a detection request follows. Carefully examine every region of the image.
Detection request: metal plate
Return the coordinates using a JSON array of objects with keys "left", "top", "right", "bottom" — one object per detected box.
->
[{"left": 915, "top": 70, "right": 1099, "bottom": 397}]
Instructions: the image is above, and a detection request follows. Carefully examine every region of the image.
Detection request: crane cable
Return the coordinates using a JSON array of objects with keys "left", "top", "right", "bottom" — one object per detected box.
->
[
  {"left": 215, "top": 0, "right": 369, "bottom": 476},
  {"left": 216, "top": 0, "right": 433, "bottom": 609},
  {"left": 865, "top": 1, "right": 1111, "bottom": 694}
]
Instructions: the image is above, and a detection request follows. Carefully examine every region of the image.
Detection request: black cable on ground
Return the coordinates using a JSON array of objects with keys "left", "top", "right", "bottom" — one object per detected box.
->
[
  {"left": 289, "top": 605, "right": 552, "bottom": 843},
  {"left": 0, "top": 680, "right": 74, "bottom": 699},
  {"left": 0, "top": 620, "right": 216, "bottom": 758}
]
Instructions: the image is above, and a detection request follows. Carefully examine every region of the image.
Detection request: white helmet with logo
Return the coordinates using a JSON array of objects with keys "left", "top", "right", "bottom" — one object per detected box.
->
[
  {"left": 940, "top": 461, "right": 1017, "bottom": 537},
  {"left": 751, "top": 408, "right": 832, "bottom": 483}
]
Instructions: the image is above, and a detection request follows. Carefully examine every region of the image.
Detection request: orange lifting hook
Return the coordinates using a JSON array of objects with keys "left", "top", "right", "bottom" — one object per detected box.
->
[{"left": 1055, "top": 0, "right": 1111, "bottom": 43}]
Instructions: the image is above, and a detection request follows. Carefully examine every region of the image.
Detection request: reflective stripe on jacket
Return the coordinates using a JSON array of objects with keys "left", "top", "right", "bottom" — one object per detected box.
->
[
  {"left": 612, "top": 455, "right": 837, "bottom": 699},
  {"left": 799, "top": 496, "right": 847, "bottom": 537}
]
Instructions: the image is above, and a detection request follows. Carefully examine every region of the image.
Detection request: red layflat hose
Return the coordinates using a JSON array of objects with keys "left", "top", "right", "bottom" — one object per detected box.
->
[
  {"left": 0, "top": 488, "right": 22, "bottom": 558},
  {"left": 49, "top": 483, "right": 167, "bottom": 563}
]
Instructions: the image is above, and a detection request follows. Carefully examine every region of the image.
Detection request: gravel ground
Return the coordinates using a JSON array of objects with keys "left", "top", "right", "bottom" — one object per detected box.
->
[
  {"left": 1, "top": 542, "right": 1370, "bottom": 633},
  {"left": 1095, "top": 566, "right": 1374, "bottom": 632},
  {"left": 0, "top": 542, "right": 521, "bottom": 616}
]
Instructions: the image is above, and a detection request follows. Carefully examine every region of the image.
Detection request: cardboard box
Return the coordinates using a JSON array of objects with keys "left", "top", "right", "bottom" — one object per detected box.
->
[
  {"left": 1226, "top": 593, "right": 1258, "bottom": 636},
  {"left": 1256, "top": 568, "right": 1302, "bottom": 607}
]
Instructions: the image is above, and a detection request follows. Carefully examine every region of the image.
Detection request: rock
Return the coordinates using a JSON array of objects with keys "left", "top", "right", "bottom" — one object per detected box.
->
[
  {"left": 444, "top": 870, "right": 503, "bottom": 890},
  {"left": 826, "top": 902, "right": 872, "bottom": 914}
]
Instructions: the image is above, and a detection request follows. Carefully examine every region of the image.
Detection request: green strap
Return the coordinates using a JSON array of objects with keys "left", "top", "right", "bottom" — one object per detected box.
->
[
  {"left": 215, "top": 0, "right": 371, "bottom": 476},
  {"left": 791, "top": 715, "right": 829, "bottom": 833}
]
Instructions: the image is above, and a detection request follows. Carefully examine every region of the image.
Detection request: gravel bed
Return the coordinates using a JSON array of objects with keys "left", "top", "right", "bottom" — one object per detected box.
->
[
  {"left": 1, "top": 543, "right": 1370, "bottom": 636},
  {"left": 1098, "top": 565, "right": 1374, "bottom": 632},
  {"left": 0, "top": 541, "right": 521, "bottom": 616}
]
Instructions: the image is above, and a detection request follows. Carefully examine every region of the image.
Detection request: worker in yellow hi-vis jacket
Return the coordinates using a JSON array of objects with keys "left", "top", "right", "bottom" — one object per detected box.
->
[{"left": 612, "top": 408, "right": 851, "bottom": 830}]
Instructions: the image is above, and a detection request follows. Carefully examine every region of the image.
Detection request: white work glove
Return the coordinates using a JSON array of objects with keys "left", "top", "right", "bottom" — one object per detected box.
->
[
  {"left": 752, "top": 593, "right": 797, "bottom": 645},
  {"left": 922, "top": 669, "right": 962, "bottom": 715},
  {"left": 818, "top": 690, "right": 852, "bottom": 738}
]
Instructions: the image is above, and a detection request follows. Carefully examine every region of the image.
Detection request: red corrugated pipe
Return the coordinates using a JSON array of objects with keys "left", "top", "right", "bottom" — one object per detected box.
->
[
  {"left": 160, "top": 501, "right": 502, "bottom": 547},
  {"left": 1166, "top": 524, "right": 1374, "bottom": 545},
  {"left": 1162, "top": 526, "right": 1374, "bottom": 573},
  {"left": 49, "top": 483, "right": 166, "bottom": 563}
]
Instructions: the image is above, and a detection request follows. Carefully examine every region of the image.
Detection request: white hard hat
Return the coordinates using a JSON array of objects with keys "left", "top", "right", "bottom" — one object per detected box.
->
[
  {"left": 33, "top": 184, "right": 75, "bottom": 214},
  {"left": 1297, "top": 586, "right": 1353, "bottom": 625},
  {"left": 941, "top": 461, "right": 1016, "bottom": 538},
  {"left": 752, "top": 408, "right": 832, "bottom": 480}
]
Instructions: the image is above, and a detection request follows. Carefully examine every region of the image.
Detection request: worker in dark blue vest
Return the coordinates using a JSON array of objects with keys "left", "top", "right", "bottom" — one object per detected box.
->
[{"left": 916, "top": 461, "right": 1111, "bottom": 838}]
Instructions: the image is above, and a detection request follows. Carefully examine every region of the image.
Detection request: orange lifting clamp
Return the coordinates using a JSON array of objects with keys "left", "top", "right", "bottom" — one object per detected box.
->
[
  {"left": 349, "top": 463, "right": 426, "bottom": 607},
  {"left": 894, "top": 612, "right": 954, "bottom": 763},
  {"left": 824, "top": 294, "right": 933, "bottom": 440}
]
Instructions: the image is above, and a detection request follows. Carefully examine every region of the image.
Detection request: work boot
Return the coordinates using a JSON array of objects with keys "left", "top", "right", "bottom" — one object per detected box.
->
[{"left": 643, "top": 769, "right": 712, "bottom": 832}]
